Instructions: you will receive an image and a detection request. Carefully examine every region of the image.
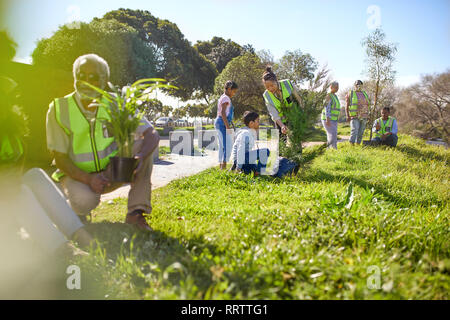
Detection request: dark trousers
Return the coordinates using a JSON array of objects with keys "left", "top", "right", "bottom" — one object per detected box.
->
[
  {"left": 233, "top": 148, "right": 270, "bottom": 174},
  {"left": 372, "top": 134, "right": 398, "bottom": 147}
]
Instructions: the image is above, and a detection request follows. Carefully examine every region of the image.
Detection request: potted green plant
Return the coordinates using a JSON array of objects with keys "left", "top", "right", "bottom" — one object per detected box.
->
[{"left": 83, "top": 78, "right": 175, "bottom": 182}]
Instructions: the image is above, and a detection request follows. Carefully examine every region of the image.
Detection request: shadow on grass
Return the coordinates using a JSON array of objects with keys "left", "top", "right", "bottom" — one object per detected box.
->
[
  {"left": 302, "top": 169, "right": 445, "bottom": 208},
  {"left": 303, "top": 126, "right": 327, "bottom": 142},
  {"left": 396, "top": 144, "right": 448, "bottom": 163},
  {"left": 83, "top": 221, "right": 221, "bottom": 298}
]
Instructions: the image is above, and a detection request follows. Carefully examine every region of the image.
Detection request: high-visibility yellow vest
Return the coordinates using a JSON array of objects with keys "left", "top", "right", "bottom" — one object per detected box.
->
[
  {"left": 348, "top": 90, "right": 369, "bottom": 117},
  {"left": 321, "top": 93, "right": 341, "bottom": 121},
  {"left": 375, "top": 116, "right": 395, "bottom": 138},
  {"left": 263, "top": 79, "right": 297, "bottom": 122},
  {"left": 0, "top": 135, "right": 23, "bottom": 163},
  {"left": 51, "top": 92, "right": 117, "bottom": 182}
]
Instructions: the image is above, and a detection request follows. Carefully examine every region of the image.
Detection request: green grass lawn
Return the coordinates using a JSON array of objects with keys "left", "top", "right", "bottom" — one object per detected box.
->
[
  {"left": 158, "top": 146, "right": 170, "bottom": 158},
  {"left": 75, "top": 135, "right": 449, "bottom": 299},
  {"left": 297, "top": 123, "right": 351, "bottom": 143}
]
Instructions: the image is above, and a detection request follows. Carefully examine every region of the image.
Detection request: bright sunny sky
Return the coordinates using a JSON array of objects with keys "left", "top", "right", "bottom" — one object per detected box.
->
[{"left": 1, "top": 0, "right": 449, "bottom": 106}]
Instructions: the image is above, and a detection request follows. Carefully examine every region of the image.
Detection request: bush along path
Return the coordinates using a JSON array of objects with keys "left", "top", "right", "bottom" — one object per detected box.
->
[{"left": 71, "top": 134, "right": 448, "bottom": 299}]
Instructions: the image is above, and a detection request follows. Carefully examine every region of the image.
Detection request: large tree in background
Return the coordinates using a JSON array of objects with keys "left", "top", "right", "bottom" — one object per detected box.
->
[
  {"left": 274, "top": 49, "right": 318, "bottom": 87},
  {"left": 195, "top": 36, "right": 254, "bottom": 73},
  {"left": 212, "top": 53, "right": 265, "bottom": 118},
  {"left": 139, "top": 98, "right": 164, "bottom": 122},
  {"left": 186, "top": 104, "right": 208, "bottom": 118},
  {"left": 362, "top": 28, "right": 397, "bottom": 140},
  {"left": 103, "top": 9, "right": 217, "bottom": 101},
  {"left": 257, "top": 49, "right": 275, "bottom": 66},
  {"left": 194, "top": 37, "right": 254, "bottom": 104},
  {"left": 32, "top": 19, "right": 157, "bottom": 86},
  {"left": 172, "top": 106, "right": 187, "bottom": 120}
]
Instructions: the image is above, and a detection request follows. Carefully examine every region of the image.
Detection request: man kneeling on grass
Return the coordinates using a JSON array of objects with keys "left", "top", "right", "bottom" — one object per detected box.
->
[
  {"left": 46, "top": 54, "right": 159, "bottom": 231},
  {"left": 230, "top": 111, "right": 298, "bottom": 177},
  {"left": 371, "top": 107, "right": 398, "bottom": 147}
]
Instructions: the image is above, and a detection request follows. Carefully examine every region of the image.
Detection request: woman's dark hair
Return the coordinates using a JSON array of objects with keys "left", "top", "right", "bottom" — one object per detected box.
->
[
  {"left": 224, "top": 80, "right": 238, "bottom": 90},
  {"left": 262, "top": 66, "right": 277, "bottom": 82},
  {"left": 243, "top": 111, "right": 259, "bottom": 126},
  {"left": 382, "top": 106, "right": 391, "bottom": 112}
]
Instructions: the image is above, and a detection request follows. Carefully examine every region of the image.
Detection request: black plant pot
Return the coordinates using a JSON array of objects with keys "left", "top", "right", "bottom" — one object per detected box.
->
[{"left": 110, "top": 156, "right": 137, "bottom": 183}]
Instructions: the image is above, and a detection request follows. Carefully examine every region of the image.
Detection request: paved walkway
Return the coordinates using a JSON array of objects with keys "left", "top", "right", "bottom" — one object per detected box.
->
[{"left": 101, "top": 143, "right": 218, "bottom": 201}]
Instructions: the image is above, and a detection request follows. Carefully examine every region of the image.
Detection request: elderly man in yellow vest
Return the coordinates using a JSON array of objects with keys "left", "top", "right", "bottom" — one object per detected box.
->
[
  {"left": 345, "top": 80, "right": 371, "bottom": 145},
  {"left": 46, "top": 54, "right": 159, "bottom": 231}
]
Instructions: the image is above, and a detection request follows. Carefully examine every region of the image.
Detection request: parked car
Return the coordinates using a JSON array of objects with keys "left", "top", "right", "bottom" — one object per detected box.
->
[{"left": 155, "top": 117, "right": 175, "bottom": 127}]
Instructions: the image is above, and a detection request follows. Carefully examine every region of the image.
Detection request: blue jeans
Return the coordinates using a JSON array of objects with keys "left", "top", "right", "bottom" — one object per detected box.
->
[
  {"left": 372, "top": 134, "right": 398, "bottom": 147},
  {"left": 272, "top": 157, "right": 298, "bottom": 178},
  {"left": 350, "top": 118, "right": 367, "bottom": 144},
  {"left": 215, "top": 117, "right": 232, "bottom": 163},
  {"left": 234, "top": 148, "right": 270, "bottom": 174}
]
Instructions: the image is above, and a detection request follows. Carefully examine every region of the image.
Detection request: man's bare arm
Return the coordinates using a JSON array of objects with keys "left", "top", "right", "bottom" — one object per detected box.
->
[
  {"left": 54, "top": 151, "right": 91, "bottom": 184},
  {"left": 54, "top": 151, "right": 109, "bottom": 193}
]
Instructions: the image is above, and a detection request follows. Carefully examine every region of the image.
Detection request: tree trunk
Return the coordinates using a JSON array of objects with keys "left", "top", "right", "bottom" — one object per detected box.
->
[{"left": 369, "top": 80, "right": 380, "bottom": 141}]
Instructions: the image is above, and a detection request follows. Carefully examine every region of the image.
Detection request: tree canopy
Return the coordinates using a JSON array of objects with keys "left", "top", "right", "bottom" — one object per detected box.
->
[
  {"left": 32, "top": 19, "right": 157, "bottom": 87},
  {"left": 395, "top": 70, "right": 449, "bottom": 144},
  {"left": 195, "top": 36, "right": 254, "bottom": 73},
  {"left": 213, "top": 53, "right": 266, "bottom": 118},
  {"left": 103, "top": 9, "right": 218, "bottom": 100},
  {"left": 272, "top": 49, "right": 318, "bottom": 87}
]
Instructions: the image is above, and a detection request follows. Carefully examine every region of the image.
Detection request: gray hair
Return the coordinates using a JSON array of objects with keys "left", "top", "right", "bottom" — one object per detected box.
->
[
  {"left": 330, "top": 81, "right": 339, "bottom": 87},
  {"left": 72, "top": 54, "right": 110, "bottom": 82}
]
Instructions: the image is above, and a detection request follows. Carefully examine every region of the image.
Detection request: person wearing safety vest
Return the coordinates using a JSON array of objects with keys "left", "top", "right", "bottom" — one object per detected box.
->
[
  {"left": 345, "top": 80, "right": 371, "bottom": 145},
  {"left": 371, "top": 107, "right": 398, "bottom": 147},
  {"left": 46, "top": 54, "right": 160, "bottom": 231},
  {"left": 1, "top": 76, "right": 94, "bottom": 269},
  {"left": 262, "top": 66, "right": 303, "bottom": 140},
  {"left": 321, "top": 81, "right": 341, "bottom": 149}
]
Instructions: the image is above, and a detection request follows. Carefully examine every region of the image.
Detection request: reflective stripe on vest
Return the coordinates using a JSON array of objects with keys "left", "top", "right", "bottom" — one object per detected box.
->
[
  {"left": 321, "top": 93, "right": 341, "bottom": 121},
  {"left": 0, "top": 135, "right": 23, "bottom": 162},
  {"left": 348, "top": 90, "right": 369, "bottom": 117},
  {"left": 52, "top": 93, "right": 117, "bottom": 181},
  {"left": 375, "top": 116, "right": 395, "bottom": 138},
  {"left": 263, "top": 79, "right": 296, "bottom": 121}
]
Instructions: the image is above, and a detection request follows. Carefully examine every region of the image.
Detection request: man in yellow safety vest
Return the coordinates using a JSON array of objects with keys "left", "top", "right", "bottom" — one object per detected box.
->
[
  {"left": 46, "top": 54, "right": 159, "bottom": 231},
  {"left": 371, "top": 107, "right": 398, "bottom": 147}
]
